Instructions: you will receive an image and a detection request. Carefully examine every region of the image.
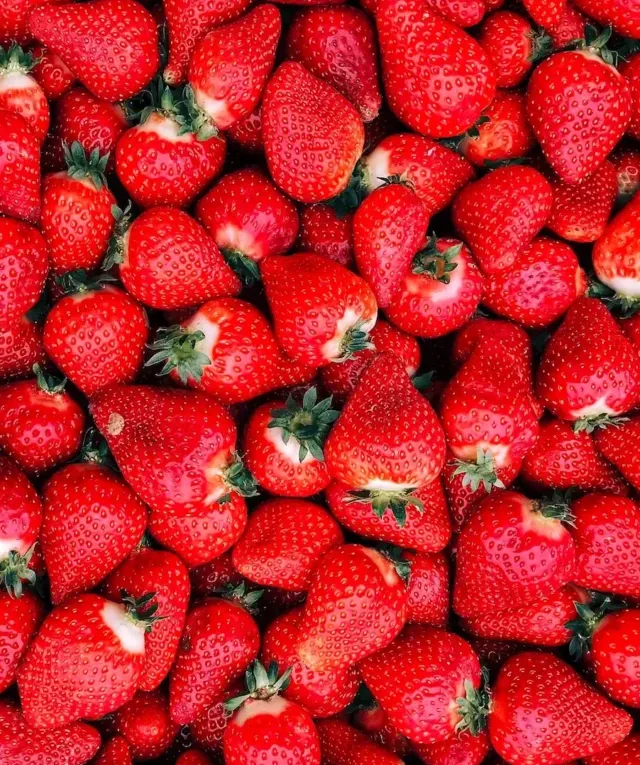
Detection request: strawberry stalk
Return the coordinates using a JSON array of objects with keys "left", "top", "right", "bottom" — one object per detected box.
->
[
  {"left": 455, "top": 668, "right": 492, "bottom": 736},
  {"left": 145, "top": 325, "right": 211, "bottom": 384},
  {"left": 220, "top": 453, "right": 260, "bottom": 501},
  {"left": 225, "top": 661, "right": 293, "bottom": 713},
  {"left": 121, "top": 590, "right": 165, "bottom": 633},
  {"left": 268, "top": 387, "right": 339, "bottom": 462},
  {"left": 567, "top": 593, "right": 625, "bottom": 660},
  {"left": 347, "top": 488, "right": 424, "bottom": 528},
  {"left": 0, "top": 545, "right": 37, "bottom": 598},
  {"left": 449, "top": 447, "right": 506, "bottom": 493},
  {"left": 573, "top": 412, "right": 629, "bottom": 434},
  {"left": 412, "top": 234, "right": 461, "bottom": 284}
]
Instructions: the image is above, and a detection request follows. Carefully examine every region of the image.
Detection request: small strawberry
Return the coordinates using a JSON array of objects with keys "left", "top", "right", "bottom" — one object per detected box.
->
[
  {"left": 0, "top": 110, "right": 40, "bottom": 223},
  {"left": 30, "top": 43, "right": 75, "bottom": 100},
  {"left": 0, "top": 315, "right": 45, "bottom": 381},
  {"left": 352, "top": 703, "right": 412, "bottom": 758},
  {"left": 594, "top": 415, "right": 640, "bottom": 490},
  {"left": 403, "top": 550, "right": 449, "bottom": 627},
  {"left": 477, "top": 11, "right": 542, "bottom": 88},
  {"left": 0, "top": 43, "right": 49, "bottom": 142},
  {"left": 317, "top": 718, "right": 404, "bottom": 765},
  {"left": 0, "top": 589, "right": 44, "bottom": 693},
  {"left": 114, "top": 690, "right": 179, "bottom": 760},
  {"left": 94, "top": 736, "right": 133, "bottom": 765},
  {"left": 415, "top": 730, "right": 490, "bottom": 765},
  {"left": 0, "top": 217, "right": 48, "bottom": 327},
  {"left": 572, "top": 0, "right": 640, "bottom": 37},
  {"left": 298, "top": 204, "right": 353, "bottom": 267}
]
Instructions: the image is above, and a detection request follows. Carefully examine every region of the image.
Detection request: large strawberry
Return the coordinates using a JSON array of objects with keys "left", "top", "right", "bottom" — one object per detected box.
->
[
  {"left": 593, "top": 191, "right": 640, "bottom": 304},
  {"left": 594, "top": 415, "right": 640, "bottom": 490},
  {"left": 0, "top": 217, "right": 48, "bottom": 327},
  {"left": 28, "top": 0, "right": 160, "bottom": 102},
  {"left": 262, "top": 62, "right": 365, "bottom": 203},
  {"left": 0, "top": 43, "right": 49, "bottom": 142},
  {"left": 0, "top": 589, "right": 44, "bottom": 693},
  {"left": 0, "top": 315, "right": 45, "bottom": 381},
  {"left": 0, "top": 110, "right": 40, "bottom": 223},
  {"left": 113, "top": 690, "right": 179, "bottom": 760},
  {"left": 317, "top": 718, "right": 404, "bottom": 765},
  {"left": 489, "top": 652, "right": 632, "bottom": 764}
]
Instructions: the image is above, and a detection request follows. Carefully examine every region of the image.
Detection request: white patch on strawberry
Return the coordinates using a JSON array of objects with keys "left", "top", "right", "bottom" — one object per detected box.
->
[
  {"left": 138, "top": 112, "right": 193, "bottom": 143},
  {"left": 0, "top": 537, "right": 25, "bottom": 557},
  {"left": 184, "top": 313, "right": 221, "bottom": 357},
  {"left": 100, "top": 600, "right": 145, "bottom": 655},
  {"left": 452, "top": 441, "right": 510, "bottom": 468},
  {"left": 363, "top": 146, "right": 391, "bottom": 192},
  {"left": 264, "top": 424, "right": 314, "bottom": 465},
  {"left": 193, "top": 88, "right": 234, "bottom": 131},
  {"left": 233, "top": 695, "right": 289, "bottom": 727},
  {"left": 571, "top": 396, "right": 617, "bottom": 419},
  {"left": 216, "top": 223, "right": 262, "bottom": 261},
  {"left": 360, "top": 547, "right": 400, "bottom": 587},
  {"left": 601, "top": 273, "right": 640, "bottom": 298},
  {"left": 0, "top": 71, "right": 37, "bottom": 94},
  {"left": 363, "top": 477, "right": 416, "bottom": 491},
  {"left": 320, "top": 308, "right": 376, "bottom": 362}
]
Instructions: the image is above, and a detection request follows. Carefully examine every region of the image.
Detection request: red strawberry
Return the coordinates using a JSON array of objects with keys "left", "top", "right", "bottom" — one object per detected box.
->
[
  {"left": 583, "top": 734, "right": 640, "bottom": 765},
  {"left": 116, "top": 207, "right": 240, "bottom": 310},
  {"left": 43, "top": 280, "right": 148, "bottom": 396},
  {"left": 0, "top": 589, "right": 44, "bottom": 693},
  {"left": 548, "top": 2, "right": 588, "bottom": 48},
  {"left": 0, "top": 315, "right": 45, "bottom": 381},
  {"left": 421, "top": 0, "right": 485, "bottom": 26},
  {"left": 298, "top": 204, "right": 353, "bottom": 267},
  {"left": 452, "top": 165, "right": 552, "bottom": 275},
  {"left": 104, "top": 548, "right": 190, "bottom": 691},
  {"left": 196, "top": 168, "right": 299, "bottom": 284},
  {"left": 262, "top": 62, "right": 365, "bottom": 203},
  {"left": 526, "top": 33, "right": 631, "bottom": 185},
  {"left": 227, "top": 103, "right": 263, "bottom": 153},
  {"left": 477, "top": 11, "right": 539, "bottom": 88},
  {"left": 352, "top": 703, "right": 412, "bottom": 758},
  {"left": 404, "top": 550, "right": 449, "bottom": 627},
  {"left": 18, "top": 592, "right": 161, "bottom": 728},
  {"left": 30, "top": 43, "right": 75, "bottom": 100},
  {"left": 571, "top": 493, "right": 640, "bottom": 599},
  {"left": 353, "top": 181, "right": 428, "bottom": 308},
  {"left": 572, "top": 0, "right": 640, "bottom": 37},
  {"left": 114, "top": 691, "right": 179, "bottom": 760},
  {"left": 188, "top": 5, "right": 281, "bottom": 132},
  {"left": 28, "top": 0, "right": 160, "bottom": 102},
  {"left": 295, "top": 544, "right": 408, "bottom": 671},
  {"left": 611, "top": 147, "right": 640, "bottom": 205},
  {"left": 0, "top": 110, "right": 40, "bottom": 223},
  {"left": 178, "top": 751, "right": 211, "bottom": 765},
  {"left": 453, "top": 491, "right": 576, "bottom": 618},
  {"left": 261, "top": 607, "right": 359, "bottom": 717},
  {"left": 232, "top": 499, "right": 343, "bottom": 590},
  {"left": 360, "top": 625, "right": 486, "bottom": 745},
  {"left": 620, "top": 311, "right": 640, "bottom": 350},
  {"left": 386, "top": 235, "right": 484, "bottom": 338},
  {"left": 317, "top": 718, "right": 404, "bottom": 765},
  {"left": 594, "top": 415, "right": 640, "bottom": 490},
  {"left": 190, "top": 552, "right": 241, "bottom": 596},
  {"left": 95, "top": 736, "right": 133, "bottom": 765},
  {"left": 523, "top": 0, "right": 565, "bottom": 28},
  {"left": 0, "top": 0, "right": 61, "bottom": 46},
  {"left": 41, "top": 142, "right": 116, "bottom": 273},
  {"left": 376, "top": 0, "right": 495, "bottom": 139},
  {"left": 0, "top": 43, "right": 49, "bottom": 142},
  {"left": 483, "top": 237, "right": 586, "bottom": 328},
  {"left": 415, "top": 730, "right": 490, "bottom": 765},
  {"left": 262, "top": 252, "right": 377, "bottom": 368},
  {"left": 0, "top": 217, "right": 48, "bottom": 327},
  {"left": 190, "top": 681, "right": 241, "bottom": 754},
  {"left": 0, "top": 700, "right": 100, "bottom": 765},
  {"left": 593, "top": 192, "right": 640, "bottom": 303},
  {"left": 536, "top": 298, "right": 640, "bottom": 428},
  {"left": 286, "top": 6, "right": 381, "bottom": 122},
  {"left": 0, "top": 366, "right": 85, "bottom": 473},
  {"left": 169, "top": 597, "right": 260, "bottom": 724},
  {"left": 489, "top": 652, "right": 632, "bottom": 765},
  {"left": 622, "top": 52, "right": 640, "bottom": 140},
  {"left": 164, "top": 0, "right": 251, "bottom": 86}
]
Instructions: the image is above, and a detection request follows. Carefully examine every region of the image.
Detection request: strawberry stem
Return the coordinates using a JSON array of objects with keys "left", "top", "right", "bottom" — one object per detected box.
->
[
  {"left": 412, "top": 234, "right": 460, "bottom": 283},
  {"left": 220, "top": 453, "right": 259, "bottom": 500},
  {"left": 573, "top": 413, "right": 629, "bottom": 434},
  {"left": 62, "top": 141, "right": 109, "bottom": 190},
  {"left": 347, "top": 489, "right": 423, "bottom": 528},
  {"left": 268, "top": 387, "right": 338, "bottom": 463},
  {"left": 449, "top": 448, "right": 505, "bottom": 493},
  {"left": 0, "top": 545, "right": 37, "bottom": 598},
  {"left": 225, "top": 661, "right": 293, "bottom": 713},
  {"left": 145, "top": 325, "right": 211, "bottom": 384},
  {"left": 455, "top": 668, "right": 492, "bottom": 736}
]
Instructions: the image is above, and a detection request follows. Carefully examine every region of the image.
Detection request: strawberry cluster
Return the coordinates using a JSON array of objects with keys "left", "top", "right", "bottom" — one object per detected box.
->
[{"left": 2, "top": 0, "right": 640, "bottom": 764}]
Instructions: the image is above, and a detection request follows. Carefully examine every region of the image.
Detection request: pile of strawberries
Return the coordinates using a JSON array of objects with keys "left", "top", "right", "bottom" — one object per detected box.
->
[{"left": 3, "top": 0, "right": 640, "bottom": 763}]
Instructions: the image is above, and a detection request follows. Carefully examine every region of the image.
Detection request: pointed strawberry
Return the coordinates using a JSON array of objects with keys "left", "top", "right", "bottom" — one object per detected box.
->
[
  {"left": 0, "top": 43, "right": 49, "bottom": 142},
  {"left": 114, "top": 691, "right": 180, "bottom": 760},
  {"left": 318, "top": 718, "right": 405, "bottom": 765},
  {"left": 0, "top": 217, "right": 48, "bottom": 327},
  {"left": 0, "top": 110, "right": 40, "bottom": 223},
  {"left": 30, "top": 43, "right": 75, "bottom": 100}
]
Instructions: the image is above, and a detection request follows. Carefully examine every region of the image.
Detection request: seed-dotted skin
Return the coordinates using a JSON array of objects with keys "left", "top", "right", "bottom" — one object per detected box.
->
[
  {"left": 594, "top": 191, "right": 640, "bottom": 297},
  {"left": 0, "top": 216, "right": 47, "bottom": 327},
  {"left": 317, "top": 718, "right": 404, "bottom": 765},
  {"left": 0, "top": 316, "right": 45, "bottom": 381},
  {"left": 227, "top": 104, "right": 263, "bottom": 153},
  {"left": 489, "top": 652, "right": 632, "bottom": 765},
  {"left": 572, "top": 0, "right": 640, "bottom": 38},
  {"left": 0, "top": 110, "right": 41, "bottom": 223},
  {"left": 191, "top": 683, "right": 239, "bottom": 753},
  {"left": 30, "top": 44, "right": 75, "bottom": 101},
  {"left": 590, "top": 609, "right": 640, "bottom": 707},
  {"left": 0, "top": 0, "right": 58, "bottom": 45},
  {"left": 298, "top": 204, "right": 353, "bottom": 267},
  {"left": 583, "top": 733, "right": 640, "bottom": 764},
  {"left": 403, "top": 551, "right": 449, "bottom": 627},
  {"left": 0, "top": 69, "right": 49, "bottom": 143},
  {"left": 0, "top": 590, "right": 44, "bottom": 694},
  {"left": 595, "top": 415, "right": 640, "bottom": 490},
  {"left": 415, "top": 729, "right": 490, "bottom": 765},
  {"left": 0, "top": 455, "right": 42, "bottom": 556},
  {"left": 94, "top": 735, "right": 133, "bottom": 765},
  {"left": 477, "top": 11, "right": 534, "bottom": 88},
  {"left": 114, "top": 691, "right": 179, "bottom": 759}
]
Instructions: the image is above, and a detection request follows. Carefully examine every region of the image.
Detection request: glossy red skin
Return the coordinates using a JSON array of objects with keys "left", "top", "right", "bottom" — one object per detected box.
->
[
  {"left": 0, "top": 316, "right": 45, "bottom": 381},
  {"left": 0, "top": 69, "right": 49, "bottom": 143},
  {"left": 30, "top": 44, "right": 75, "bottom": 100},
  {"left": 453, "top": 491, "right": 576, "bottom": 619},
  {"left": 326, "top": 480, "right": 451, "bottom": 554},
  {"left": 0, "top": 218, "right": 48, "bottom": 328},
  {"left": 595, "top": 416, "right": 640, "bottom": 490},
  {"left": 622, "top": 58, "right": 640, "bottom": 139},
  {"left": 261, "top": 607, "right": 359, "bottom": 717},
  {"left": 90, "top": 385, "right": 238, "bottom": 515},
  {"left": 114, "top": 691, "right": 179, "bottom": 759},
  {"left": 589, "top": 609, "right": 640, "bottom": 707},
  {"left": 611, "top": 147, "right": 640, "bottom": 205},
  {"left": 286, "top": 6, "right": 381, "bottom": 122},
  {"left": 404, "top": 550, "right": 449, "bottom": 627},
  {"left": 223, "top": 696, "right": 321, "bottom": 765},
  {"left": 0, "top": 0, "right": 61, "bottom": 45},
  {"left": 0, "top": 590, "right": 44, "bottom": 693},
  {"left": 572, "top": 0, "right": 640, "bottom": 37},
  {"left": 18, "top": 593, "right": 147, "bottom": 729},
  {"left": 527, "top": 52, "right": 631, "bottom": 185},
  {"left": 0, "top": 700, "right": 101, "bottom": 764},
  {"left": 0, "top": 456, "right": 42, "bottom": 559},
  {"left": 298, "top": 205, "right": 353, "bottom": 267},
  {"left": 318, "top": 718, "right": 405, "bottom": 765},
  {"left": 94, "top": 736, "right": 133, "bottom": 765},
  {"left": 415, "top": 730, "right": 490, "bottom": 765},
  {"left": 177, "top": 751, "right": 211, "bottom": 765},
  {"left": 227, "top": 104, "right": 263, "bottom": 153},
  {"left": 169, "top": 598, "right": 260, "bottom": 725},
  {"left": 262, "top": 62, "right": 365, "bottom": 203},
  {"left": 376, "top": 0, "right": 495, "bottom": 139},
  {"left": 453, "top": 317, "right": 533, "bottom": 368},
  {"left": 191, "top": 683, "right": 238, "bottom": 753},
  {"left": 620, "top": 311, "right": 640, "bottom": 350},
  {"left": 594, "top": 191, "right": 640, "bottom": 297},
  {"left": 489, "top": 652, "right": 632, "bottom": 765},
  {"left": 104, "top": 548, "right": 190, "bottom": 691},
  {"left": 28, "top": 0, "right": 160, "bottom": 102},
  {"left": 0, "top": 109, "right": 40, "bottom": 223},
  {"left": 352, "top": 705, "right": 411, "bottom": 758},
  {"left": 232, "top": 499, "right": 343, "bottom": 590},
  {"left": 41, "top": 463, "right": 147, "bottom": 604},
  {"left": 571, "top": 493, "right": 640, "bottom": 599},
  {"left": 116, "top": 112, "right": 226, "bottom": 209},
  {"left": 522, "top": 0, "right": 564, "bottom": 27},
  {"left": 189, "top": 551, "right": 241, "bottom": 596},
  {"left": 296, "top": 544, "right": 408, "bottom": 672},
  {"left": 120, "top": 207, "right": 241, "bottom": 310},
  {"left": 584, "top": 734, "right": 640, "bottom": 764},
  {"left": 0, "top": 378, "right": 85, "bottom": 473},
  {"left": 421, "top": 0, "right": 485, "bottom": 26},
  {"left": 360, "top": 625, "right": 481, "bottom": 745},
  {"left": 549, "top": 3, "right": 587, "bottom": 48}
]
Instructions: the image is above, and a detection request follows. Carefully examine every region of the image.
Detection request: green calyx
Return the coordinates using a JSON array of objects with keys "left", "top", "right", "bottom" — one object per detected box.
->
[
  {"left": 535, "top": 491, "right": 575, "bottom": 526},
  {"left": 219, "top": 581, "right": 264, "bottom": 614},
  {"left": 335, "top": 320, "right": 375, "bottom": 361},
  {"left": 377, "top": 172, "right": 415, "bottom": 190},
  {"left": 221, "top": 248, "right": 261, "bottom": 286},
  {"left": 440, "top": 115, "right": 490, "bottom": 152},
  {"left": 526, "top": 28, "right": 553, "bottom": 63},
  {"left": 145, "top": 325, "right": 211, "bottom": 384},
  {"left": 79, "top": 426, "right": 114, "bottom": 467},
  {"left": 347, "top": 488, "right": 423, "bottom": 529},
  {"left": 567, "top": 593, "right": 625, "bottom": 660},
  {"left": 55, "top": 268, "right": 117, "bottom": 296},
  {"left": 62, "top": 141, "right": 109, "bottom": 191},
  {"left": 587, "top": 278, "right": 640, "bottom": 318},
  {"left": 455, "top": 669, "right": 492, "bottom": 737},
  {"left": 0, "top": 545, "right": 37, "bottom": 598},
  {"left": 220, "top": 453, "right": 259, "bottom": 501},
  {"left": 450, "top": 448, "right": 505, "bottom": 494},
  {"left": 411, "top": 234, "right": 461, "bottom": 284},
  {"left": 268, "top": 387, "right": 339, "bottom": 463},
  {"left": 326, "top": 163, "right": 368, "bottom": 219},
  {"left": 121, "top": 590, "right": 164, "bottom": 633},
  {"left": 0, "top": 43, "right": 37, "bottom": 75},
  {"left": 573, "top": 413, "right": 629, "bottom": 434},
  {"left": 572, "top": 24, "right": 618, "bottom": 66},
  {"left": 413, "top": 371, "right": 434, "bottom": 392},
  {"left": 224, "top": 661, "right": 293, "bottom": 713},
  {"left": 33, "top": 363, "right": 67, "bottom": 395},
  {"left": 103, "top": 203, "right": 133, "bottom": 271},
  {"left": 377, "top": 543, "right": 412, "bottom": 582}
]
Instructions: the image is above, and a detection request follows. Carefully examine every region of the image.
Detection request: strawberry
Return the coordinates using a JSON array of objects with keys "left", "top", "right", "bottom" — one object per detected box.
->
[
  {"left": 115, "top": 207, "right": 240, "bottom": 310},
  {"left": 0, "top": 0, "right": 61, "bottom": 46},
  {"left": 190, "top": 552, "right": 241, "bottom": 596},
  {"left": 483, "top": 237, "right": 587, "bottom": 328},
  {"left": 30, "top": 43, "right": 75, "bottom": 100},
  {"left": 196, "top": 168, "right": 299, "bottom": 284},
  {"left": 583, "top": 734, "right": 640, "bottom": 765},
  {"left": 164, "top": 0, "right": 251, "bottom": 86},
  {"left": 0, "top": 217, "right": 48, "bottom": 327},
  {"left": 28, "top": 0, "right": 160, "bottom": 102},
  {"left": 146, "top": 298, "right": 314, "bottom": 404},
  {"left": 0, "top": 315, "right": 45, "bottom": 381},
  {"left": 489, "top": 652, "right": 632, "bottom": 764},
  {"left": 90, "top": 385, "right": 252, "bottom": 515},
  {"left": 190, "top": 682, "right": 240, "bottom": 754},
  {"left": 453, "top": 491, "right": 576, "bottom": 618},
  {"left": 548, "top": 2, "right": 588, "bottom": 48},
  {"left": 317, "top": 718, "right": 405, "bottom": 765},
  {"left": 611, "top": 147, "right": 640, "bottom": 205},
  {"left": 286, "top": 6, "right": 381, "bottom": 122},
  {"left": 386, "top": 234, "right": 484, "bottom": 338},
  {"left": 0, "top": 589, "right": 44, "bottom": 693},
  {"left": 232, "top": 498, "right": 343, "bottom": 590},
  {"left": 571, "top": 493, "right": 640, "bottom": 599},
  {"left": 298, "top": 204, "right": 353, "bottom": 267},
  {"left": 227, "top": 103, "right": 263, "bottom": 153},
  {"left": 360, "top": 625, "right": 487, "bottom": 745},
  {"left": 352, "top": 702, "right": 412, "bottom": 757},
  {"left": 0, "top": 700, "right": 100, "bottom": 765},
  {"left": 523, "top": 0, "right": 565, "bottom": 28},
  {"left": 43, "top": 278, "right": 148, "bottom": 396},
  {"left": 104, "top": 548, "right": 190, "bottom": 691},
  {"left": 526, "top": 30, "right": 631, "bottom": 185},
  {"left": 262, "top": 62, "right": 365, "bottom": 203},
  {"left": 95, "top": 736, "right": 133, "bottom": 765},
  {"left": 261, "top": 607, "right": 359, "bottom": 717},
  {"left": 404, "top": 550, "right": 449, "bottom": 627},
  {"left": 223, "top": 662, "right": 321, "bottom": 765},
  {"left": 295, "top": 544, "right": 408, "bottom": 671},
  {"left": 621, "top": 53, "right": 640, "bottom": 140},
  {"left": 169, "top": 597, "right": 260, "bottom": 724},
  {"left": 593, "top": 192, "right": 640, "bottom": 303},
  {"left": 262, "top": 252, "right": 377, "bottom": 368},
  {"left": 325, "top": 479, "right": 451, "bottom": 553},
  {"left": 114, "top": 690, "right": 179, "bottom": 760},
  {"left": 572, "top": 0, "right": 640, "bottom": 37},
  {"left": 477, "top": 11, "right": 541, "bottom": 88},
  {"left": 18, "top": 591, "right": 161, "bottom": 728},
  {"left": 41, "top": 142, "right": 116, "bottom": 273},
  {"left": 352, "top": 181, "right": 428, "bottom": 308},
  {"left": 0, "top": 110, "right": 40, "bottom": 223},
  {"left": 0, "top": 43, "right": 49, "bottom": 142},
  {"left": 178, "top": 752, "right": 211, "bottom": 765},
  {"left": 0, "top": 366, "right": 85, "bottom": 474},
  {"left": 415, "top": 730, "right": 490, "bottom": 765},
  {"left": 536, "top": 298, "right": 640, "bottom": 428},
  {"left": 188, "top": 5, "right": 281, "bottom": 132},
  {"left": 376, "top": 0, "right": 495, "bottom": 139},
  {"left": 594, "top": 416, "right": 640, "bottom": 490},
  {"left": 620, "top": 311, "right": 640, "bottom": 349},
  {"left": 421, "top": 0, "right": 485, "bottom": 26},
  {"left": 452, "top": 165, "right": 552, "bottom": 275}
]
